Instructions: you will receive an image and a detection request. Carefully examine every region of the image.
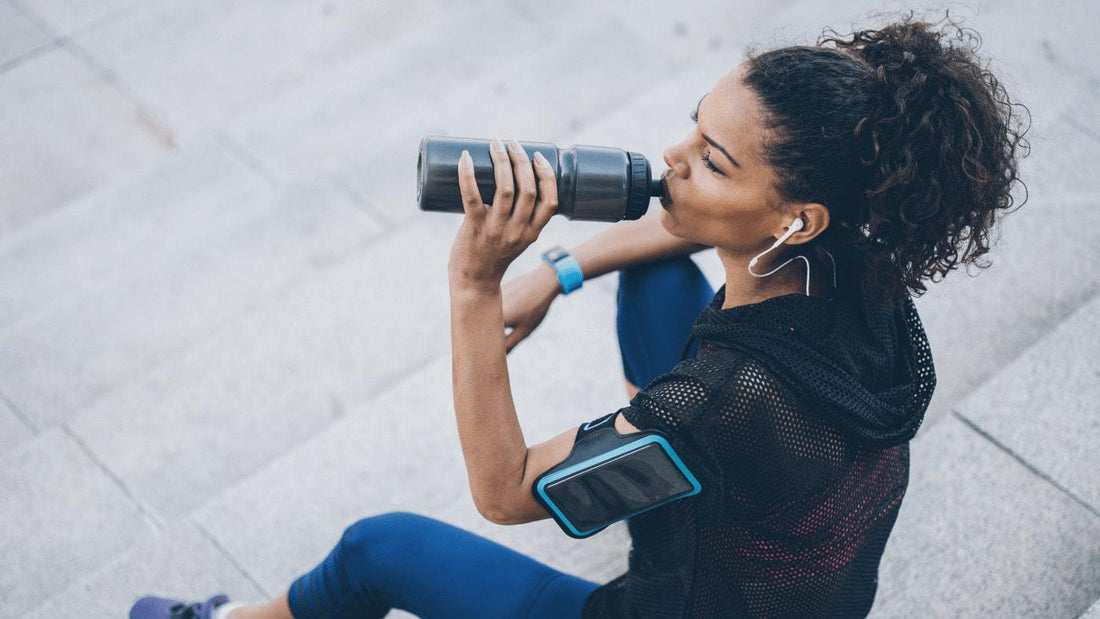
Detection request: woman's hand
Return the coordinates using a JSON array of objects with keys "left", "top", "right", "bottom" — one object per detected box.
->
[
  {"left": 447, "top": 137, "right": 558, "bottom": 293},
  {"left": 502, "top": 265, "right": 561, "bottom": 353}
]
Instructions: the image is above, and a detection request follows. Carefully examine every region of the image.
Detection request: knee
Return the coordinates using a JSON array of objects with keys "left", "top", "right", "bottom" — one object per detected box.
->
[
  {"left": 337, "top": 511, "right": 429, "bottom": 570},
  {"left": 341, "top": 511, "right": 426, "bottom": 546}
]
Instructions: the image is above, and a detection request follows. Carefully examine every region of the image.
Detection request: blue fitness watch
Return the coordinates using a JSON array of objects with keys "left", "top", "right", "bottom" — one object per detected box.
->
[
  {"left": 541, "top": 246, "right": 584, "bottom": 295},
  {"left": 532, "top": 412, "right": 703, "bottom": 539}
]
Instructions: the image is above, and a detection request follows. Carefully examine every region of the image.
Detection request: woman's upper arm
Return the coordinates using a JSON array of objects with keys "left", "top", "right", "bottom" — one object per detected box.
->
[{"left": 496, "top": 412, "right": 643, "bottom": 526}]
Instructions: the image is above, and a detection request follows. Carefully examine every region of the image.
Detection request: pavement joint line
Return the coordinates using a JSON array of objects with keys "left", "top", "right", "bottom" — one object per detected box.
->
[
  {"left": 326, "top": 174, "right": 398, "bottom": 232},
  {"left": 218, "top": 132, "right": 279, "bottom": 188},
  {"left": 1063, "top": 115, "right": 1100, "bottom": 144},
  {"left": 61, "top": 423, "right": 168, "bottom": 532},
  {"left": 0, "top": 38, "right": 60, "bottom": 75},
  {"left": 55, "top": 34, "right": 177, "bottom": 151},
  {"left": 951, "top": 410, "right": 1100, "bottom": 521},
  {"left": 0, "top": 388, "right": 39, "bottom": 434},
  {"left": 190, "top": 517, "right": 272, "bottom": 599},
  {"left": 46, "top": 0, "right": 147, "bottom": 40}
]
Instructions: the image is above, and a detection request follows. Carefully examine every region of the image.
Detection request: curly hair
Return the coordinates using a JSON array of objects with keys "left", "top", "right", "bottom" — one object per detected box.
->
[{"left": 741, "top": 9, "right": 1032, "bottom": 304}]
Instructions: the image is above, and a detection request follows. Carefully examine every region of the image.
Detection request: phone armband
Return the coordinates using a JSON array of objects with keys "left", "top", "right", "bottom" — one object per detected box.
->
[{"left": 531, "top": 412, "right": 703, "bottom": 539}]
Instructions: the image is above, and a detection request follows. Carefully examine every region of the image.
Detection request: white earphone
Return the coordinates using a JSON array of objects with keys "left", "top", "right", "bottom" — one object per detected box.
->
[
  {"left": 747, "top": 217, "right": 838, "bottom": 296},
  {"left": 748, "top": 218, "right": 804, "bottom": 268}
]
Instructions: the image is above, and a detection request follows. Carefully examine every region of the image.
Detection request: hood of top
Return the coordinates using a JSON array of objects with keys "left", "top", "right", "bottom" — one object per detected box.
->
[{"left": 682, "top": 249, "right": 936, "bottom": 448}]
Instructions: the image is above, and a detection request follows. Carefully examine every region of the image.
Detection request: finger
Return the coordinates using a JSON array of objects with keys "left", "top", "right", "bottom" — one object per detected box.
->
[
  {"left": 488, "top": 137, "right": 514, "bottom": 225},
  {"left": 508, "top": 138, "right": 537, "bottom": 228},
  {"left": 529, "top": 151, "right": 559, "bottom": 230},
  {"left": 456, "top": 150, "right": 487, "bottom": 219},
  {"left": 504, "top": 326, "right": 527, "bottom": 353}
]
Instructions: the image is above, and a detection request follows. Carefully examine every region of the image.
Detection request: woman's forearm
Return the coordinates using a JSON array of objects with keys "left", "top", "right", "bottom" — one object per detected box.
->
[{"left": 567, "top": 210, "right": 710, "bottom": 283}]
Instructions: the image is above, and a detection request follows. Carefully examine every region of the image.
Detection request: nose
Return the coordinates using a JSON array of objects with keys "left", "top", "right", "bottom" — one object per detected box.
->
[{"left": 663, "top": 143, "right": 690, "bottom": 179}]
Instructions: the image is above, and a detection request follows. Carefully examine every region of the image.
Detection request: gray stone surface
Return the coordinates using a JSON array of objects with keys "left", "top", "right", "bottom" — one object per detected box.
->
[
  {"left": 0, "top": 139, "right": 384, "bottom": 427},
  {"left": 2, "top": 0, "right": 1099, "bottom": 616},
  {"left": 66, "top": 218, "right": 448, "bottom": 520},
  {"left": 0, "top": 46, "right": 171, "bottom": 239},
  {"left": 70, "top": 0, "right": 443, "bottom": 141},
  {"left": 873, "top": 416, "right": 1100, "bottom": 618},
  {"left": 0, "top": 137, "right": 262, "bottom": 330},
  {"left": 0, "top": 136, "right": 261, "bottom": 329},
  {"left": 1082, "top": 597, "right": 1100, "bottom": 618},
  {"left": 0, "top": 1, "right": 52, "bottom": 68},
  {"left": 21, "top": 519, "right": 265, "bottom": 619},
  {"left": 0, "top": 426, "right": 158, "bottom": 619},
  {"left": 957, "top": 293, "right": 1100, "bottom": 513}
]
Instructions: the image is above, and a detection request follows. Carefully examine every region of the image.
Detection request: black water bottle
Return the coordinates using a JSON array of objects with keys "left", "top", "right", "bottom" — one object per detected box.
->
[{"left": 417, "top": 136, "right": 665, "bottom": 222}]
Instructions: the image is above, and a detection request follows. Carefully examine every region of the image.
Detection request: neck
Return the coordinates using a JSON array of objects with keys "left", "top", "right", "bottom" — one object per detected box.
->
[{"left": 717, "top": 246, "right": 832, "bottom": 310}]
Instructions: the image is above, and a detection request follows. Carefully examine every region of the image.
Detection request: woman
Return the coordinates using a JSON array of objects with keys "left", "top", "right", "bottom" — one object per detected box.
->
[{"left": 131, "top": 11, "right": 1028, "bottom": 619}]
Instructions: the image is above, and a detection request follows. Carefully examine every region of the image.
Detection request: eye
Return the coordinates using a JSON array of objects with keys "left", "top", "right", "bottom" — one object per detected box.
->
[
  {"left": 701, "top": 150, "right": 723, "bottom": 175},
  {"left": 690, "top": 105, "right": 723, "bottom": 175}
]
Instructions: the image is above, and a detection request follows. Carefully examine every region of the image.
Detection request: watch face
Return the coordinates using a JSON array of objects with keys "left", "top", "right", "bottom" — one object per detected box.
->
[{"left": 545, "top": 248, "right": 567, "bottom": 262}]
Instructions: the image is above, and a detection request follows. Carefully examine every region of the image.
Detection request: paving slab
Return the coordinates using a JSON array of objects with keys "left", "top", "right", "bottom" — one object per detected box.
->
[
  {"left": 65, "top": 218, "right": 451, "bottom": 521},
  {"left": 0, "top": 1, "right": 53, "bottom": 69},
  {"left": 0, "top": 136, "right": 264, "bottom": 331},
  {"left": 16, "top": 0, "right": 138, "bottom": 36},
  {"left": 70, "top": 0, "right": 443, "bottom": 142},
  {"left": 872, "top": 415, "right": 1100, "bottom": 618},
  {"left": 561, "top": 0, "right": 802, "bottom": 64},
  {"left": 0, "top": 142, "right": 384, "bottom": 428},
  {"left": 0, "top": 393, "right": 33, "bottom": 457},
  {"left": 0, "top": 46, "right": 172, "bottom": 239},
  {"left": 956, "top": 292, "right": 1100, "bottom": 513},
  {"left": 21, "top": 518, "right": 265, "bottom": 619},
  {"left": 0, "top": 426, "right": 159, "bottom": 619}
]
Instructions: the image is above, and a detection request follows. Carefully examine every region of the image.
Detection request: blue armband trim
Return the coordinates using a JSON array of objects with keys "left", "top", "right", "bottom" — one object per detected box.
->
[{"left": 531, "top": 412, "right": 703, "bottom": 539}]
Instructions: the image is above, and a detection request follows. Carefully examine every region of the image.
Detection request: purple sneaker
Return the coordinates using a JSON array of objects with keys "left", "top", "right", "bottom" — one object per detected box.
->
[{"left": 129, "top": 593, "right": 230, "bottom": 619}]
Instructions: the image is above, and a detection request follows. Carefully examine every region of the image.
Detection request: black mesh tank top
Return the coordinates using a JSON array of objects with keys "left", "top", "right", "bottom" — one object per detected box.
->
[{"left": 581, "top": 249, "right": 936, "bottom": 618}]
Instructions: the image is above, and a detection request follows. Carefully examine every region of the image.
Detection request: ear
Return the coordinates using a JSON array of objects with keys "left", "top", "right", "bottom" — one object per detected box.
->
[{"left": 786, "top": 203, "right": 829, "bottom": 245}]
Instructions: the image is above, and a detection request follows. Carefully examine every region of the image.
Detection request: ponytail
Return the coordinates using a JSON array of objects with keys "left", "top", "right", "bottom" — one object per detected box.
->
[{"left": 741, "top": 10, "right": 1031, "bottom": 303}]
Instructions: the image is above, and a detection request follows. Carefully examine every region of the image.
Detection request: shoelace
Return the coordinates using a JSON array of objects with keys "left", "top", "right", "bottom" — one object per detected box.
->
[
  {"left": 167, "top": 594, "right": 228, "bottom": 619},
  {"left": 168, "top": 603, "right": 203, "bottom": 619}
]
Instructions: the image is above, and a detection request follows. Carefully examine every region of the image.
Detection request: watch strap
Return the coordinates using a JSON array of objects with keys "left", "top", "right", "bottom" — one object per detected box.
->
[{"left": 541, "top": 246, "right": 584, "bottom": 294}]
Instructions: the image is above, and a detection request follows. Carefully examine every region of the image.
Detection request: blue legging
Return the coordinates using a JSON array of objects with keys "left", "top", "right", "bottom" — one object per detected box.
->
[{"left": 288, "top": 256, "right": 715, "bottom": 619}]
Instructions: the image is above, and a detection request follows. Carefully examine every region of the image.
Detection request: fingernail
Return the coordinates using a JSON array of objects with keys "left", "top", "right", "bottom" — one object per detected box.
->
[
  {"left": 534, "top": 151, "right": 547, "bottom": 165},
  {"left": 459, "top": 150, "right": 471, "bottom": 165},
  {"left": 491, "top": 137, "right": 506, "bottom": 152}
]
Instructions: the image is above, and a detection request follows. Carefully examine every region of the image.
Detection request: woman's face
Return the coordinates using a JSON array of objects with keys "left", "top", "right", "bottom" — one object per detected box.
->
[{"left": 659, "top": 63, "right": 792, "bottom": 256}]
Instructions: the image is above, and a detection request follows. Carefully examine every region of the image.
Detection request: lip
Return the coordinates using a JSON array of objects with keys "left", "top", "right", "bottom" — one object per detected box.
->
[{"left": 659, "top": 173, "right": 674, "bottom": 209}]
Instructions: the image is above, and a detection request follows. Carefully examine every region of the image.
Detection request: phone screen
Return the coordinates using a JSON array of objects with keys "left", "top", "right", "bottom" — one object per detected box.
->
[{"left": 544, "top": 443, "right": 695, "bottom": 532}]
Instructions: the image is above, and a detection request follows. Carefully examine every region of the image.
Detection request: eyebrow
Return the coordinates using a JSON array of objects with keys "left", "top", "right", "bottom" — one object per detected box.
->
[{"left": 693, "top": 93, "right": 742, "bottom": 169}]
